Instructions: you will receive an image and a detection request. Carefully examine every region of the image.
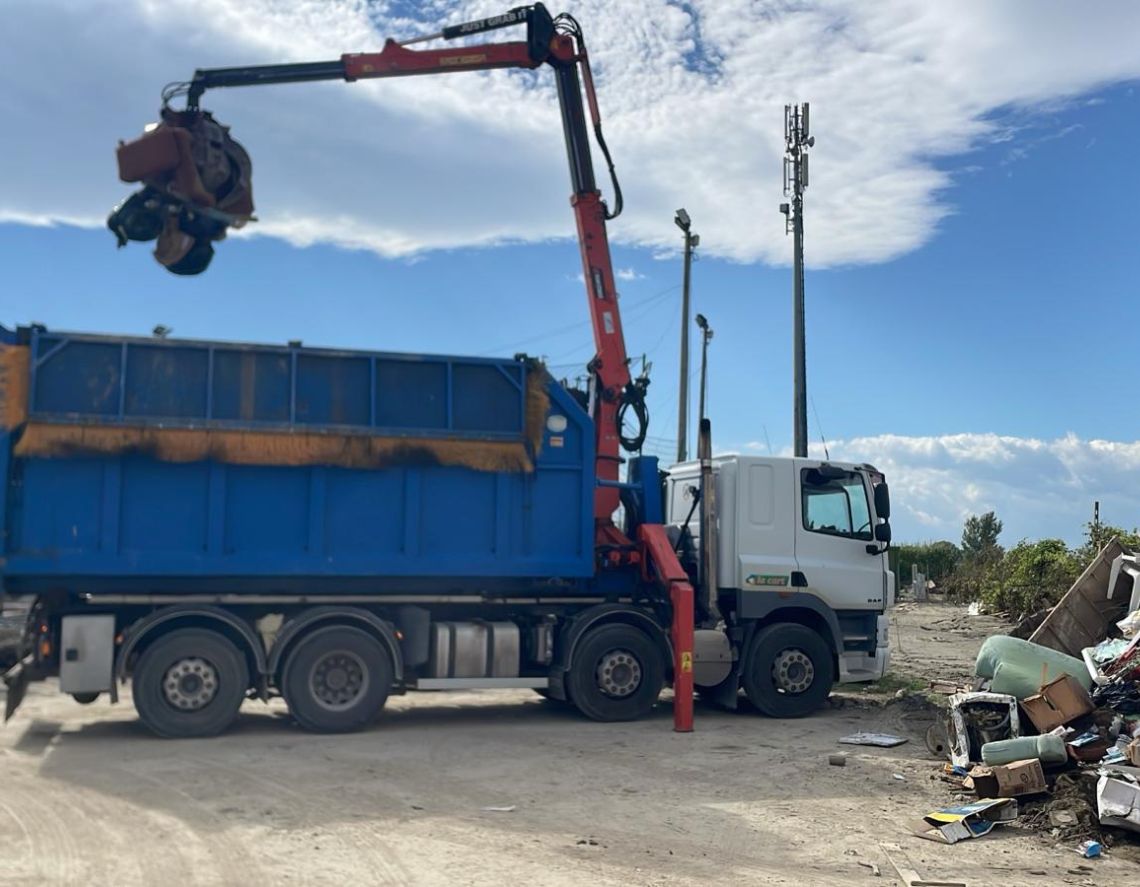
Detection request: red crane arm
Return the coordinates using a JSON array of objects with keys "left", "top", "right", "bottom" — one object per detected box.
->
[
  {"left": 181, "top": 4, "right": 693, "bottom": 733},
  {"left": 185, "top": 4, "right": 634, "bottom": 524}
]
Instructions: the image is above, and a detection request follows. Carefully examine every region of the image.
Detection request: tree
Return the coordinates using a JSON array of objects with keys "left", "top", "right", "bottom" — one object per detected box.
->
[
  {"left": 890, "top": 541, "right": 960, "bottom": 588},
  {"left": 1077, "top": 521, "right": 1140, "bottom": 567},
  {"left": 962, "top": 512, "right": 1003, "bottom": 563},
  {"left": 944, "top": 512, "right": 1005, "bottom": 601},
  {"left": 982, "top": 538, "right": 1080, "bottom": 616}
]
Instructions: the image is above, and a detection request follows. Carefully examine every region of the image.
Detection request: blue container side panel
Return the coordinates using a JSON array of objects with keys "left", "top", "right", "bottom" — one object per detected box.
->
[
  {"left": 120, "top": 461, "right": 209, "bottom": 553},
  {"left": 26, "top": 329, "right": 532, "bottom": 442},
  {"left": 211, "top": 351, "right": 291, "bottom": 422},
  {"left": 5, "top": 376, "right": 596, "bottom": 590},
  {"left": 376, "top": 362, "right": 446, "bottom": 429},
  {"left": 33, "top": 338, "right": 123, "bottom": 416},
  {"left": 452, "top": 364, "right": 523, "bottom": 433},
  {"left": 124, "top": 345, "right": 210, "bottom": 418},
  {"left": 224, "top": 467, "right": 311, "bottom": 554},
  {"left": 323, "top": 470, "right": 406, "bottom": 557},
  {"left": 15, "top": 459, "right": 104, "bottom": 554},
  {"left": 295, "top": 355, "right": 371, "bottom": 426}
]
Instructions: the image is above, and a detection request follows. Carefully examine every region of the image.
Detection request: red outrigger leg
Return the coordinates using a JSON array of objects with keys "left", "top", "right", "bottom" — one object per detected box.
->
[{"left": 638, "top": 524, "right": 694, "bottom": 732}]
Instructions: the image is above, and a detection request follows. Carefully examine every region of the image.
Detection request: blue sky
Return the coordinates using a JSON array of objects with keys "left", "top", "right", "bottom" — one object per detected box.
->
[{"left": 3, "top": 1, "right": 1140, "bottom": 546}]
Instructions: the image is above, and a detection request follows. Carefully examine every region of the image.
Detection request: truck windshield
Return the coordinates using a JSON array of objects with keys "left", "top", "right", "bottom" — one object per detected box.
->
[{"left": 801, "top": 470, "right": 873, "bottom": 541}]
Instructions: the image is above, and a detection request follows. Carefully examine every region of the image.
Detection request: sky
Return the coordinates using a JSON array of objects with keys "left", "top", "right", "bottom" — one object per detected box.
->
[{"left": 2, "top": 0, "right": 1140, "bottom": 546}]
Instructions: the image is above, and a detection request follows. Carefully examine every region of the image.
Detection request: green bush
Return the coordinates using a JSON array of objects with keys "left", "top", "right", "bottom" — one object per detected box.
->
[{"left": 979, "top": 538, "right": 1079, "bottom": 617}]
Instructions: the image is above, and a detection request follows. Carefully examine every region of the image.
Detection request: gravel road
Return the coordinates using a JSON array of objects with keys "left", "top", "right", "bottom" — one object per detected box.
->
[{"left": 1, "top": 603, "right": 1135, "bottom": 885}]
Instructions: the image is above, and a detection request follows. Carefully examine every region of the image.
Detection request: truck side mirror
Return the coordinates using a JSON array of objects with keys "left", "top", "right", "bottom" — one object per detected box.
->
[
  {"left": 873, "top": 482, "right": 891, "bottom": 520},
  {"left": 874, "top": 522, "right": 892, "bottom": 543}
]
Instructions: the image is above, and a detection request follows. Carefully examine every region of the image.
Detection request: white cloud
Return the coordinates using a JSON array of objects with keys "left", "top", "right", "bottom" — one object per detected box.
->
[
  {"left": 615, "top": 267, "right": 645, "bottom": 281},
  {"left": 775, "top": 432, "right": 1140, "bottom": 545},
  {"left": 1, "top": 1, "right": 1139, "bottom": 266}
]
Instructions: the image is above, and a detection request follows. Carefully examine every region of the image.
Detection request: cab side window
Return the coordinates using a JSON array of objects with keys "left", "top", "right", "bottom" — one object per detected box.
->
[{"left": 801, "top": 470, "right": 873, "bottom": 541}]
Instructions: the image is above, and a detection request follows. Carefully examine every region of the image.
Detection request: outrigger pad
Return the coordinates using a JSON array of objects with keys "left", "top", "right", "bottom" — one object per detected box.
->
[
  {"left": 3, "top": 656, "right": 32, "bottom": 722},
  {"left": 109, "top": 108, "right": 254, "bottom": 275}
]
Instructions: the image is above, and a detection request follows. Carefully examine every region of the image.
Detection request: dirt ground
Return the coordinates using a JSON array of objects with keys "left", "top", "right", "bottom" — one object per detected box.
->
[{"left": 1, "top": 602, "right": 1136, "bottom": 886}]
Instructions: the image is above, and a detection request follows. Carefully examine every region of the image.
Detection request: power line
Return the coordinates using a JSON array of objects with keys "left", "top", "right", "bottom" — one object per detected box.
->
[{"left": 477, "top": 282, "right": 680, "bottom": 356}]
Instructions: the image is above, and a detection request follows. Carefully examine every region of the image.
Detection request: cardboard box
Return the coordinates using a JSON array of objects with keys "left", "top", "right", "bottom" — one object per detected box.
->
[
  {"left": 1067, "top": 734, "right": 1112, "bottom": 763},
  {"left": 1020, "top": 674, "right": 1094, "bottom": 732},
  {"left": 1129, "top": 738, "right": 1140, "bottom": 768},
  {"left": 913, "top": 798, "right": 1019, "bottom": 844},
  {"left": 965, "top": 759, "right": 1046, "bottom": 798}
]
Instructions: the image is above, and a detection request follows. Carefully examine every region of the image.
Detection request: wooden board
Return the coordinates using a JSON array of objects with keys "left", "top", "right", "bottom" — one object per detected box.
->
[{"left": 1029, "top": 539, "right": 1131, "bottom": 657}]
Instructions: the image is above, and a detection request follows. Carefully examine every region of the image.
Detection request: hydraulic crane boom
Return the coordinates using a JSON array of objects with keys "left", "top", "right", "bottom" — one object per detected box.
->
[
  {"left": 181, "top": 4, "right": 635, "bottom": 528},
  {"left": 171, "top": 4, "right": 694, "bottom": 731}
]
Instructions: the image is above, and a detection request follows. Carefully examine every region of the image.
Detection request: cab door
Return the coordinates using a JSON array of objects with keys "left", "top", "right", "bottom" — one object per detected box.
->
[{"left": 793, "top": 465, "right": 885, "bottom": 612}]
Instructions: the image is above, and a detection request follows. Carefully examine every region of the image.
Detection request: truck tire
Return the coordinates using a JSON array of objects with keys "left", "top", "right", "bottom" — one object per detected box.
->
[
  {"left": 132, "top": 628, "right": 250, "bottom": 738},
  {"left": 566, "top": 624, "right": 665, "bottom": 722},
  {"left": 282, "top": 626, "right": 392, "bottom": 733},
  {"left": 742, "top": 622, "right": 834, "bottom": 719}
]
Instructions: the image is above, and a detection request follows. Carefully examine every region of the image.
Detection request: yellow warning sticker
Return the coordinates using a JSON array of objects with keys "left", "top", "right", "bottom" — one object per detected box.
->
[{"left": 680, "top": 651, "right": 693, "bottom": 672}]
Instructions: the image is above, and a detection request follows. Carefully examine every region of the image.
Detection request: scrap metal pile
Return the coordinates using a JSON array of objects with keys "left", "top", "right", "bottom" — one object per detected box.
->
[
  {"left": 107, "top": 107, "right": 254, "bottom": 274},
  {"left": 928, "top": 542, "right": 1140, "bottom": 854}
]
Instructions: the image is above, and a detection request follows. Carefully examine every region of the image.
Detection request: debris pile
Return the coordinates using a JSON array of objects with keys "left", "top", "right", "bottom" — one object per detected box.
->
[{"left": 928, "top": 544, "right": 1140, "bottom": 854}]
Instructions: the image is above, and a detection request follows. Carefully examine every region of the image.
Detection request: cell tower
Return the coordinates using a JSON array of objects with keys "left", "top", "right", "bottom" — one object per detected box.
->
[{"left": 780, "top": 103, "right": 814, "bottom": 458}]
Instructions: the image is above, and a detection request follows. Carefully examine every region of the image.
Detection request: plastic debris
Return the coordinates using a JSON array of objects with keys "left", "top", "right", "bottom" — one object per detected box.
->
[
  {"left": 981, "top": 733, "right": 1066, "bottom": 766},
  {"left": 1096, "top": 772, "right": 1140, "bottom": 833},
  {"left": 1117, "top": 608, "right": 1140, "bottom": 638},
  {"left": 1075, "top": 840, "right": 1102, "bottom": 858},
  {"left": 975, "top": 635, "right": 1089, "bottom": 700},
  {"left": 480, "top": 805, "right": 517, "bottom": 813},
  {"left": 839, "top": 732, "right": 908, "bottom": 748}
]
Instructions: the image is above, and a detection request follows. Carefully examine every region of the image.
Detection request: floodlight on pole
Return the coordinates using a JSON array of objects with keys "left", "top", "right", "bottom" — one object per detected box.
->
[
  {"left": 695, "top": 313, "right": 713, "bottom": 429},
  {"left": 674, "top": 208, "right": 697, "bottom": 463}
]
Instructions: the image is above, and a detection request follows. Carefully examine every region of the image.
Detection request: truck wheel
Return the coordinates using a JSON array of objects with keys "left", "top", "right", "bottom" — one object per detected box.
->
[
  {"left": 282, "top": 626, "right": 392, "bottom": 733},
  {"left": 742, "top": 622, "right": 834, "bottom": 718},
  {"left": 566, "top": 624, "right": 664, "bottom": 722},
  {"left": 132, "top": 628, "right": 250, "bottom": 738}
]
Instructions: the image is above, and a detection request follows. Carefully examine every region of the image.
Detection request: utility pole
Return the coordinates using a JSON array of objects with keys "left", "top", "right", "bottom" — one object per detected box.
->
[
  {"left": 674, "top": 208, "right": 699, "bottom": 463},
  {"left": 780, "top": 103, "right": 814, "bottom": 458},
  {"left": 695, "top": 313, "right": 713, "bottom": 428}
]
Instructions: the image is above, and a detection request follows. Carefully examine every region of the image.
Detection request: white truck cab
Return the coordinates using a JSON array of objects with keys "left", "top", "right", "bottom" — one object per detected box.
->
[{"left": 666, "top": 455, "right": 895, "bottom": 716}]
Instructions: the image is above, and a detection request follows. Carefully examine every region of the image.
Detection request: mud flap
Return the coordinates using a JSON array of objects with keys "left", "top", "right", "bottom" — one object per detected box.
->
[
  {"left": 701, "top": 671, "right": 741, "bottom": 710},
  {"left": 3, "top": 655, "right": 32, "bottom": 722}
]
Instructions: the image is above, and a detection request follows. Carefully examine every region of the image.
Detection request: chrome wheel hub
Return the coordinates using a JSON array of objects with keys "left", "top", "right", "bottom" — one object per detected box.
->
[
  {"left": 771, "top": 648, "right": 815, "bottom": 694},
  {"left": 596, "top": 650, "right": 642, "bottom": 698},
  {"left": 310, "top": 652, "right": 368, "bottom": 711},
  {"left": 163, "top": 657, "right": 219, "bottom": 711}
]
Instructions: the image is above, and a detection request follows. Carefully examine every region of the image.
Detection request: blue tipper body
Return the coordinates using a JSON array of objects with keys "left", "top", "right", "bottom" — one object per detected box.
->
[{"left": 1, "top": 327, "right": 596, "bottom": 595}]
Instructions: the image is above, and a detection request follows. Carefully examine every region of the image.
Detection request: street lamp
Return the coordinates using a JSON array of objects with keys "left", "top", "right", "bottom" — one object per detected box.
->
[
  {"left": 695, "top": 313, "right": 713, "bottom": 428},
  {"left": 674, "top": 209, "right": 698, "bottom": 463}
]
